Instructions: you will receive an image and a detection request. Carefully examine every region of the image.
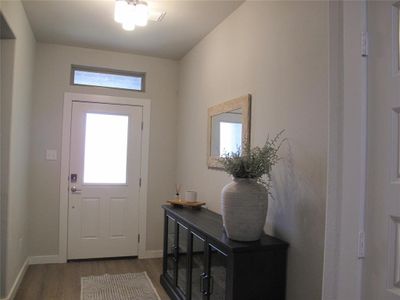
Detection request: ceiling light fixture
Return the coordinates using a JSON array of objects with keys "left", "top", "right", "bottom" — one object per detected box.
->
[{"left": 114, "top": 0, "right": 149, "bottom": 31}]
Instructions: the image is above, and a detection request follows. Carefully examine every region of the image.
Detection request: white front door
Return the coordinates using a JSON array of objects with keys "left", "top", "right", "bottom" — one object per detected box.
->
[
  {"left": 364, "top": 2, "right": 400, "bottom": 299},
  {"left": 67, "top": 101, "right": 142, "bottom": 259}
]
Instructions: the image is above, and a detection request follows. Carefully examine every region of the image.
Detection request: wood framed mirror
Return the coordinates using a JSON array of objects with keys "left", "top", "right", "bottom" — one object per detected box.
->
[{"left": 207, "top": 94, "right": 251, "bottom": 169}]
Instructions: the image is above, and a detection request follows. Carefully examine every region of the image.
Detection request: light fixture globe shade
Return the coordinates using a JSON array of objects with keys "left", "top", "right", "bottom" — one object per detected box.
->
[
  {"left": 134, "top": 2, "right": 149, "bottom": 27},
  {"left": 122, "top": 2, "right": 136, "bottom": 31},
  {"left": 122, "top": 18, "right": 136, "bottom": 31},
  {"left": 114, "top": 0, "right": 127, "bottom": 24}
]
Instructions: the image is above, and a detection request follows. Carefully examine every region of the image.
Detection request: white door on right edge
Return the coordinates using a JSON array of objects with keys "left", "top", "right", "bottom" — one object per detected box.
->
[{"left": 364, "top": 2, "right": 400, "bottom": 299}]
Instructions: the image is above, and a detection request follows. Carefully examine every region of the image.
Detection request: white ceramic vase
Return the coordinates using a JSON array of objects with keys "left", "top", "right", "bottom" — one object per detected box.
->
[{"left": 221, "top": 178, "right": 268, "bottom": 242}]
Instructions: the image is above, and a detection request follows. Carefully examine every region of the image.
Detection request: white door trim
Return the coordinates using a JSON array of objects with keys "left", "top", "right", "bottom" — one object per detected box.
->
[
  {"left": 59, "top": 92, "right": 151, "bottom": 262},
  {"left": 322, "top": 1, "right": 367, "bottom": 299}
]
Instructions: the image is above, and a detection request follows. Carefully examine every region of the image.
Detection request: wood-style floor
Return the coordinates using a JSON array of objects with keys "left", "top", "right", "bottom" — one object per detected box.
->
[{"left": 14, "top": 257, "right": 170, "bottom": 300}]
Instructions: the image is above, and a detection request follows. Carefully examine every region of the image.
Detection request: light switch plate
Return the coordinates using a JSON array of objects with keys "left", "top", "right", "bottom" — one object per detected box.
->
[{"left": 46, "top": 149, "right": 57, "bottom": 161}]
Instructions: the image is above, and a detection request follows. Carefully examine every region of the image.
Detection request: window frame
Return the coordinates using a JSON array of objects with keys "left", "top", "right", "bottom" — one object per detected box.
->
[{"left": 70, "top": 64, "right": 146, "bottom": 92}]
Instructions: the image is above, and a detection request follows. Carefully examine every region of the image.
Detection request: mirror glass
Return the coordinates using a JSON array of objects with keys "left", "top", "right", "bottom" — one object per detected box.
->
[
  {"left": 207, "top": 95, "right": 251, "bottom": 169},
  {"left": 211, "top": 108, "right": 243, "bottom": 157}
]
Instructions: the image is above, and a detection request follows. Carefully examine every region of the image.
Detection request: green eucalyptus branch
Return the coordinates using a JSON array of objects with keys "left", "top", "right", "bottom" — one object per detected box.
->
[{"left": 218, "top": 130, "right": 286, "bottom": 192}]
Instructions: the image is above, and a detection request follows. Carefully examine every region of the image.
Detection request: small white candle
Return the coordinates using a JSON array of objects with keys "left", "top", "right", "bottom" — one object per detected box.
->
[{"left": 185, "top": 191, "right": 197, "bottom": 202}]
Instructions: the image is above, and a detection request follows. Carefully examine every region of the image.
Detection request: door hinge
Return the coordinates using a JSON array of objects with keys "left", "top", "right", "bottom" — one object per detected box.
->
[
  {"left": 138, "top": 234, "right": 140, "bottom": 243},
  {"left": 139, "top": 177, "right": 142, "bottom": 187},
  {"left": 358, "top": 231, "right": 365, "bottom": 259},
  {"left": 361, "top": 31, "right": 368, "bottom": 57},
  {"left": 141, "top": 121, "right": 144, "bottom": 130}
]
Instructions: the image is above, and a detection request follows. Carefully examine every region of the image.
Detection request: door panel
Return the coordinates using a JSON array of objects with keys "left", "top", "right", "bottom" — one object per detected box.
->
[
  {"left": 365, "top": 2, "right": 400, "bottom": 299},
  {"left": 80, "top": 198, "right": 100, "bottom": 238},
  {"left": 109, "top": 198, "right": 127, "bottom": 237},
  {"left": 67, "top": 101, "right": 142, "bottom": 259}
]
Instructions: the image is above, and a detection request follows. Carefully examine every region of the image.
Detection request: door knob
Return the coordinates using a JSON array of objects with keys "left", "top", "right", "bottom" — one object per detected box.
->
[{"left": 71, "top": 186, "right": 82, "bottom": 193}]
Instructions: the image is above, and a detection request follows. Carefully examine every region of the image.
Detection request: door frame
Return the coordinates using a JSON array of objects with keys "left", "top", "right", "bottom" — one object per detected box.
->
[
  {"left": 58, "top": 92, "right": 151, "bottom": 262},
  {"left": 322, "top": 0, "right": 367, "bottom": 299}
]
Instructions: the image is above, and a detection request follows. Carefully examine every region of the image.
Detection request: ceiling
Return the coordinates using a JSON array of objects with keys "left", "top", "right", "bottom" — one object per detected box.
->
[{"left": 22, "top": 0, "right": 243, "bottom": 60}]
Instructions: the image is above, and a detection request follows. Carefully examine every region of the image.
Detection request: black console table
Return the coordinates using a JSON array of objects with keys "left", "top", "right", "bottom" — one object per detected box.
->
[{"left": 160, "top": 205, "right": 288, "bottom": 300}]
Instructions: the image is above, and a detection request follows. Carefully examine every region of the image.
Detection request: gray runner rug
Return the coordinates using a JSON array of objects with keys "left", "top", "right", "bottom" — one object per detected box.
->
[{"left": 81, "top": 272, "right": 161, "bottom": 300}]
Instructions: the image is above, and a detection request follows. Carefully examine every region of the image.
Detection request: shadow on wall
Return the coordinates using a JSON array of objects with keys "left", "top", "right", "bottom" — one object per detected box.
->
[{"left": 265, "top": 141, "right": 325, "bottom": 299}]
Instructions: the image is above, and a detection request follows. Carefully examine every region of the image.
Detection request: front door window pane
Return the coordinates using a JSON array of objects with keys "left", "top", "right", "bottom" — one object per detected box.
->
[{"left": 83, "top": 113, "right": 129, "bottom": 184}]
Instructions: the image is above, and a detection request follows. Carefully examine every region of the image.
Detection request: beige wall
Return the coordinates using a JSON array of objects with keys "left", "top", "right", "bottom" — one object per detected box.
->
[
  {"left": 176, "top": 2, "right": 328, "bottom": 299},
  {"left": 0, "top": 0, "right": 36, "bottom": 296},
  {"left": 29, "top": 43, "right": 179, "bottom": 256},
  {"left": 0, "top": 38, "right": 15, "bottom": 298}
]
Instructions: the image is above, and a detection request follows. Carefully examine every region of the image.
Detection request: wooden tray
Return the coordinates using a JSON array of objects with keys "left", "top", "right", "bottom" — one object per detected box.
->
[{"left": 167, "top": 199, "right": 205, "bottom": 208}]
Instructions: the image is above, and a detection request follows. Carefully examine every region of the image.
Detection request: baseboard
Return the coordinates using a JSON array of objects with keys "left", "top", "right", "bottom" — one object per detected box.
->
[
  {"left": 30, "top": 252, "right": 161, "bottom": 262},
  {"left": 139, "top": 250, "right": 163, "bottom": 259},
  {"left": 1, "top": 257, "right": 29, "bottom": 300},
  {"left": 29, "top": 255, "right": 62, "bottom": 265},
  {"left": 30, "top": 251, "right": 161, "bottom": 263}
]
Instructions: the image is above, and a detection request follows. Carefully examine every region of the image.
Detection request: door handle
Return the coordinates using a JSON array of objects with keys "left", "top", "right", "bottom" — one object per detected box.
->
[
  {"left": 200, "top": 273, "right": 206, "bottom": 294},
  {"left": 200, "top": 272, "right": 210, "bottom": 295},
  {"left": 71, "top": 185, "right": 82, "bottom": 193},
  {"left": 173, "top": 246, "right": 178, "bottom": 261}
]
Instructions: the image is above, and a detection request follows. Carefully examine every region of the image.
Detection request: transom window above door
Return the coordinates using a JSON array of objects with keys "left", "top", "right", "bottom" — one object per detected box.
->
[{"left": 71, "top": 65, "right": 145, "bottom": 92}]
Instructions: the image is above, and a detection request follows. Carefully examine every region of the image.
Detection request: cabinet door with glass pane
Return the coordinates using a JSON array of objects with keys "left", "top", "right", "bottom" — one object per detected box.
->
[
  {"left": 207, "top": 245, "right": 227, "bottom": 300},
  {"left": 176, "top": 222, "right": 189, "bottom": 298},
  {"left": 189, "top": 232, "right": 207, "bottom": 300},
  {"left": 165, "top": 215, "right": 176, "bottom": 284}
]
